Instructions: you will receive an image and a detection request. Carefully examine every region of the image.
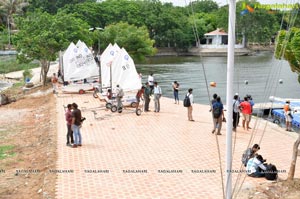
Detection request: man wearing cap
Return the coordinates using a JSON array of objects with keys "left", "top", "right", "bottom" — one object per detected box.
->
[
  {"left": 284, "top": 100, "right": 293, "bottom": 131},
  {"left": 233, "top": 94, "right": 240, "bottom": 131}
]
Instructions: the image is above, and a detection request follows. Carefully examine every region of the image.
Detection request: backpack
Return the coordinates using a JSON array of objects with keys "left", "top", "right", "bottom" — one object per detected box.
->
[
  {"left": 241, "top": 148, "right": 251, "bottom": 167},
  {"left": 183, "top": 94, "right": 191, "bottom": 107},
  {"left": 264, "top": 164, "right": 278, "bottom": 180},
  {"left": 213, "top": 103, "right": 222, "bottom": 118}
]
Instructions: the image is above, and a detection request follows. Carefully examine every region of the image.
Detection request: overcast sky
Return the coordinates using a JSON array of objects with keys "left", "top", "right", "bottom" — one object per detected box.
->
[{"left": 160, "top": 0, "right": 297, "bottom": 7}]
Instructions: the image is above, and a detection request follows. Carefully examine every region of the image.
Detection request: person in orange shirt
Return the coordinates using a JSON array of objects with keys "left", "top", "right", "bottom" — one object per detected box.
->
[
  {"left": 240, "top": 97, "right": 252, "bottom": 131},
  {"left": 284, "top": 100, "right": 293, "bottom": 132}
]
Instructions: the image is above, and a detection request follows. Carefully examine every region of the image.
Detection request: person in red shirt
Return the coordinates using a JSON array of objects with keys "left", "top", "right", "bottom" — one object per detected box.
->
[
  {"left": 136, "top": 86, "right": 145, "bottom": 111},
  {"left": 240, "top": 97, "right": 252, "bottom": 131}
]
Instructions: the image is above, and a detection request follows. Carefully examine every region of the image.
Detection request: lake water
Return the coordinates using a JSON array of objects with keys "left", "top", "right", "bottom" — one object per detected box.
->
[{"left": 137, "top": 51, "right": 300, "bottom": 105}]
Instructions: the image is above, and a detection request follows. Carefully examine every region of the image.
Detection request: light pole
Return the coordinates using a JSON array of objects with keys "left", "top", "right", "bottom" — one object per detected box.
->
[{"left": 89, "top": 27, "right": 104, "bottom": 92}]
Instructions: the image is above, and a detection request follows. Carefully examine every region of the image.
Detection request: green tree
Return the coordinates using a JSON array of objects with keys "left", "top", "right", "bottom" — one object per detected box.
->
[
  {"left": 275, "top": 27, "right": 300, "bottom": 180},
  {"left": 14, "top": 10, "right": 92, "bottom": 85},
  {"left": 27, "top": 0, "right": 94, "bottom": 14},
  {"left": 216, "top": 0, "right": 279, "bottom": 47},
  {"left": 0, "top": 0, "right": 28, "bottom": 48},
  {"left": 100, "top": 22, "right": 156, "bottom": 61},
  {"left": 188, "top": 0, "right": 219, "bottom": 13}
]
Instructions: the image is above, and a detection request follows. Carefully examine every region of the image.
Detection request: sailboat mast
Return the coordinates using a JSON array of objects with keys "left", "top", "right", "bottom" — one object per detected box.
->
[{"left": 226, "top": 0, "right": 236, "bottom": 198}]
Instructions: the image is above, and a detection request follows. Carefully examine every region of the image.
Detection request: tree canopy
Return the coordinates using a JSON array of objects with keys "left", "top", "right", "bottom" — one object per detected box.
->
[
  {"left": 14, "top": 10, "right": 92, "bottom": 85},
  {"left": 275, "top": 27, "right": 300, "bottom": 83}
]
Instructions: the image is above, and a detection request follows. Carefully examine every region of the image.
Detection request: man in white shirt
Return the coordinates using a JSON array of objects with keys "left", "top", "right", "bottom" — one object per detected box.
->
[
  {"left": 233, "top": 93, "right": 240, "bottom": 131},
  {"left": 246, "top": 155, "right": 267, "bottom": 177},
  {"left": 148, "top": 73, "right": 154, "bottom": 93},
  {"left": 153, "top": 82, "right": 162, "bottom": 112}
]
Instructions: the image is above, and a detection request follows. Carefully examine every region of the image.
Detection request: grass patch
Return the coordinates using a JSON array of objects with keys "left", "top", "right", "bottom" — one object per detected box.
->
[
  {"left": 0, "top": 55, "right": 39, "bottom": 74},
  {"left": 0, "top": 145, "right": 15, "bottom": 160}
]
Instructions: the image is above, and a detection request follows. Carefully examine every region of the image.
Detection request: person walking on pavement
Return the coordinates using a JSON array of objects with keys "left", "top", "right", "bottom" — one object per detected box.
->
[
  {"left": 51, "top": 73, "right": 58, "bottom": 94},
  {"left": 144, "top": 82, "right": 151, "bottom": 112},
  {"left": 212, "top": 96, "right": 225, "bottom": 135},
  {"left": 71, "top": 103, "right": 83, "bottom": 148},
  {"left": 153, "top": 82, "right": 162, "bottom": 112},
  {"left": 186, "top": 88, "right": 194, "bottom": 121},
  {"left": 65, "top": 104, "right": 74, "bottom": 146}
]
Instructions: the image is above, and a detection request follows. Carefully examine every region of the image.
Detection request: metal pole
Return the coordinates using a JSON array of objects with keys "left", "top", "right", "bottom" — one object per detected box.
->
[
  {"left": 226, "top": 0, "right": 236, "bottom": 199},
  {"left": 98, "top": 38, "right": 102, "bottom": 93}
]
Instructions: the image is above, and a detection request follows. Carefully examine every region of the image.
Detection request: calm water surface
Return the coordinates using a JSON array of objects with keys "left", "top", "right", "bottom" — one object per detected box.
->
[{"left": 137, "top": 51, "right": 300, "bottom": 105}]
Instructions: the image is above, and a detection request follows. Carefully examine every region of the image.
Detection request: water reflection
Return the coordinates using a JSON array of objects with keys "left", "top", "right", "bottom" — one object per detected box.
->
[{"left": 137, "top": 52, "right": 300, "bottom": 104}]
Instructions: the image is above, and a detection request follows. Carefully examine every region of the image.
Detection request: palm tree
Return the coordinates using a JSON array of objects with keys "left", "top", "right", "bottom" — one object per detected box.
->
[{"left": 0, "top": 0, "right": 28, "bottom": 49}]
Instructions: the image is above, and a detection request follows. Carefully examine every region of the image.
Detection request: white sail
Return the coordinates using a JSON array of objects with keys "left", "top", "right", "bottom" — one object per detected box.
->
[
  {"left": 111, "top": 48, "right": 142, "bottom": 91},
  {"left": 100, "top": 43, "right": 120, "bottom": 88},
  {"left": 63, "top": 41, "right": 98, "bottom": 81}
]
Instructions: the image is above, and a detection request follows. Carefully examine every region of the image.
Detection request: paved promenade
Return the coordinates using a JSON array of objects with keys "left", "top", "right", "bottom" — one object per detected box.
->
[{"left": 54, "top": 91, "right": 300, "bottom": 199}]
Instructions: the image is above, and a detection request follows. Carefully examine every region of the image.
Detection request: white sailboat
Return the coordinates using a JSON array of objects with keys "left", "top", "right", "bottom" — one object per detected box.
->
[
  {"left": 110, "top": 47, "right": 142, "bottom": 92},
  {"left": 100, "top": 43, "right": 121, "bottom": 88},
  {"left": 62, "top": 41, "right": 98, "bottom": 94}
]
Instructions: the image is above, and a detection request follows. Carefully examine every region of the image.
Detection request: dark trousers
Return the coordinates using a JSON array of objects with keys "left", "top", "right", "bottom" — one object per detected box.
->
[
  {"left": 144, "top": 95, "right": 150, "bottom": 111},
  {"left": 233, "top": 112, "right": 240, "bottom": 129},
  {"left": 67, "top": 124, "right": 74, "bottom": 144}
]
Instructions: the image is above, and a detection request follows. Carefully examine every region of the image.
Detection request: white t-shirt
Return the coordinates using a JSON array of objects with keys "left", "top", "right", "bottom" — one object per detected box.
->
[{"left": 148, "top": 75, "right": 154, "bottom": 86}]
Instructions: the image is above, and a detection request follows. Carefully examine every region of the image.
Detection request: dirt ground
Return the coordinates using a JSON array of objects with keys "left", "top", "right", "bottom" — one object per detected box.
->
[
  {"left": 0, "top": 85, "right": 300, "bottom": 199},
  {"left": 0, "top": 86, "right": 57, "bottom": 199}
]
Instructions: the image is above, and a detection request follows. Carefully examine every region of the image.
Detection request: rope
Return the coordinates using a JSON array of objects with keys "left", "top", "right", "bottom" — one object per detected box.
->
[
  {"left": 233, "top": 3, "right": 299, "bottom": 197},
  {"left": 185, "top": 0, "right": 225, "bottom": 198}
]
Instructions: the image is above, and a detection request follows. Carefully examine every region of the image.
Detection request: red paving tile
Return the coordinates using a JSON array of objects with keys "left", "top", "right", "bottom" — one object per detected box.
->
[{"left": 54, "top": 91, "right": 300, "bottom": 199}]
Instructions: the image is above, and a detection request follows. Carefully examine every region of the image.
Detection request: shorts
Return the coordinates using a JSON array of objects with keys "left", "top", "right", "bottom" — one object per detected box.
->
[
  {"left": 243, "top": 113, "right": 250, "bottom": 122},
  {"left": 285, "top": 113, "right": 292, "bottom": 122}
]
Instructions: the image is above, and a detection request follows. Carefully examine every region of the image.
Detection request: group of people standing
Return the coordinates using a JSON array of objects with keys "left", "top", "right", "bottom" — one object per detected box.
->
[{"left": 210, "top": 93, "right": 254, "bottom": 135}]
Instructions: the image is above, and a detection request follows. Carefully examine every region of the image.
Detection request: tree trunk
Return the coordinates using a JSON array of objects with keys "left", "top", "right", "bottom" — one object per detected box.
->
[
  {"left": 288, "top": 134, "right": 300, "bottom": 180},
  {"left": 40, "top": 59, "right": 51, "bottom": 86}
]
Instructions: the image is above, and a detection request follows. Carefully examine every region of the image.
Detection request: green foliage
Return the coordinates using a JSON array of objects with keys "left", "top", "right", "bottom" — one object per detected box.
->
[
  {"left": 22, "top": 68, "right": 33, "bottom": 81},
  {"left": 275, "top": 27, "right": 300, "bottom": 81},
  {"left": 13, "top": 10, "right": 92, "bottom": 85},
  {"left": 0, "top": 145, "right": 15, "bottom": 160},
  {"left": 189, "top": 0, "right": 219, "bottom": 13},
  {"left": 101, "top": 22, "right": 156, "bottom": 61},
  {"left": 27, "top": 0, "right": 95, "bottom": 14},
  {"left": 0, "top": 56, "right": 38, "bottom": 74}
]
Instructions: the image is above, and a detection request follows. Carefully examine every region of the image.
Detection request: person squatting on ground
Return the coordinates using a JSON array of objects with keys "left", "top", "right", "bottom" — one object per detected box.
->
[
  {"left": 144, "top": 82, "right": 151, "bottom": 112},
  {"left": 242, "top": 144, "right": 261, "bottom": 167},
  {"left": 71, "top": 103, "right": 83, "bottom": 148},
  {"left": 51, "top": 73, "right": 58, "bottom": 94},
  {"left": 136, "top": 86, "right": 145, "bottom": 112},
  {"left": 240, "top": 96, "right": 252, "bottom": 131},
  {"left": 148, "top": 73, "right": 154, "bottom": 93},
  {"left": 153, "top": 82, "right": 162, "bottom": 112},
  {"left": 246, "top": 154, "right": 267, "bottom": 178},
  {"left": 115, "top": 85, "right": 124, "bottom": 110},
  {"left": 284, "top": 100, "right": 293, "bottom": 132},
  {"left": 186, "top": 88, "right": 194, "bottom": 121},
  {"left": 65, "top": 104, "right": 74, "bottom": 146},
  {"left": 233, "top": 94, "right": 241, "bottom": 131},
  {"left": 173, "top": 81, "right": 179, "bottom": 104},
  {"left": 212, "top": 96, "right": 225, "bottom": 135}
]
